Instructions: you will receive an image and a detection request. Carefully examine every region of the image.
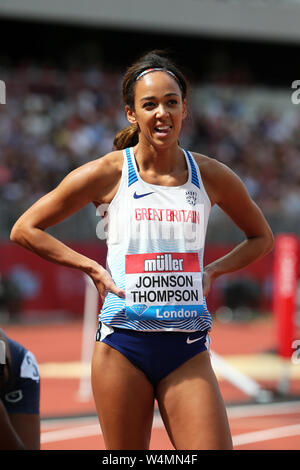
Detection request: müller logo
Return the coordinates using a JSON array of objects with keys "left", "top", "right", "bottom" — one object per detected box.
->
[
  {"left": 0, "top": 80, "right": 6, "bottom": 104},
  {"left": 144, "top": 254, "right": 184, "bottom": 272}
]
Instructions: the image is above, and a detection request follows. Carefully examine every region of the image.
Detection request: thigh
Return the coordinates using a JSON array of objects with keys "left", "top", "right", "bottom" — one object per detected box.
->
[
  {"left": 155, "top": 350, "right": 233, "bottom": 450},
  {"left": 91, "top": 341, "right": 155, "bottom": 450}
]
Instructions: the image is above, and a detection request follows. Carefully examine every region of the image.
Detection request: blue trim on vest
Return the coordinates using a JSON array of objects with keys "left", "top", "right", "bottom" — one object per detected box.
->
[
  {"left": 125, "top": 147, "right": 200, "bottom": 189},
  {"left": 186, "top": 151, "right": 200, "bottom": 189},
  {"left": 125, "top": 147, "right": 138, "bottom": 187}
]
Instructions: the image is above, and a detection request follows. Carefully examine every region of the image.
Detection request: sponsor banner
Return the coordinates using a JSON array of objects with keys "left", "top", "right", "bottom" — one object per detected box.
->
[
  {"left": 273, "top": 234, "right": 299, "bottom": 358},
  {"left": 125, "top": 252, "right": 201, "bottom": 274}
]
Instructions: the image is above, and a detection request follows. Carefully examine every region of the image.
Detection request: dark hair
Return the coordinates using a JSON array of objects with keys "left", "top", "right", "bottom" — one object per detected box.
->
[{"left": 113, "top": 50, "right": 188, "bottom": 150}]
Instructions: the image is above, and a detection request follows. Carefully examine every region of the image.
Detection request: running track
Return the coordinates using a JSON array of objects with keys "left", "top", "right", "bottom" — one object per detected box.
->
[{"left": 3, "top": 316, "right": 300, "bottom": 450}]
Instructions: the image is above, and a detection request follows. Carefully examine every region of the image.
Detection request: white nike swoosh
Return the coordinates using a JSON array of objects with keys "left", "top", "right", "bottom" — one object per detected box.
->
[{"left": 186, "top": 334, "right": 206, "bottom": 344}]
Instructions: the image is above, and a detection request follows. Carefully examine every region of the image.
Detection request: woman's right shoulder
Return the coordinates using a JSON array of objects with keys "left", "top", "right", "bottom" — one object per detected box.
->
[
  {"left": 85, "top": 150, "right": 124, "bottom": 176},
  {"left": 65, "top": 150, "right": 124, "bottom": 185},
  {"left": 58, "top": 150, "right": 124, "bottom": 204}
]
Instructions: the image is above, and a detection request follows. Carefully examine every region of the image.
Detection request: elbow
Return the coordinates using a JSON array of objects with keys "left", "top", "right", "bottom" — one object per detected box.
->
[
  {"left": 10, "top": 222, "right": 27, "bottom": 246},
  {"left": 10, "top": 223, "right": 20, "bottom": 243}
]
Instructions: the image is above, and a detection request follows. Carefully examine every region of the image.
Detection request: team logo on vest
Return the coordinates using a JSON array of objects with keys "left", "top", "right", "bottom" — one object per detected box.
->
[{"left": 185, "top": 190, "right": 197, "bottom": 206}]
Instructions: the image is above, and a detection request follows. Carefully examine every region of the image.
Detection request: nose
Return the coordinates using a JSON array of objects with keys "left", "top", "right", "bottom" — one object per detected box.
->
[{"left": 155, "top": 104, "right": 169, "bottom": 119}]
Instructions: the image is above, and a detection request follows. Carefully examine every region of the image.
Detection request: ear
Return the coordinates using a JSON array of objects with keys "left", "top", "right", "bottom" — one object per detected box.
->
[{"left": 125, "top": 105, "right": 137, "bottom": 125}]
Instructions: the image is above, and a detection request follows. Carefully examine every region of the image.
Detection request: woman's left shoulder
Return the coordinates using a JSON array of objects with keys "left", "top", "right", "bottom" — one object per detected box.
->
[
  {"left": 189, "top": 151, "right": 229, "bottom": 178},
  {"left": 189, "top": 151, "right": 252, "bottom": 206},
  {"left": 188, "top": 152, "right": 231, "bottom": 205}
]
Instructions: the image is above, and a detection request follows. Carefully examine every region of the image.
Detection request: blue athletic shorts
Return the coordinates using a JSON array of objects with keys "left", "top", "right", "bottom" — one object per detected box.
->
[{"left": 95, "top": 323, "right": 210, "bottom": 388}]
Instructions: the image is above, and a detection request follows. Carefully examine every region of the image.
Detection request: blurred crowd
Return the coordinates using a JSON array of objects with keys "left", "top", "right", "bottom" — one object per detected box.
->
[{"left": 0, "top": 61, "right": 300, "bottom": 238}]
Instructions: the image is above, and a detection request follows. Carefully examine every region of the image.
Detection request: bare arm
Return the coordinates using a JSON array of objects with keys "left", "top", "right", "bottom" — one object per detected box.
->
[
  {"left": 0, "top": 400, "right": 26, "bottom": 449},
  {"left": 10, "top": 153, "right": 125, "bottom": 300},
  {"left": 198, "top": 156, "right": 274, "bottom": 295},
  {"left": 7, "top": 412, "right": 40, "bottom": 450}
]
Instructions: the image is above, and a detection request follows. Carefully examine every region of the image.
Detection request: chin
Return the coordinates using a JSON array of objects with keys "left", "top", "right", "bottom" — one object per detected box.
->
[{"left": 152, "top": 135, "right": 178, "bottom": 149}]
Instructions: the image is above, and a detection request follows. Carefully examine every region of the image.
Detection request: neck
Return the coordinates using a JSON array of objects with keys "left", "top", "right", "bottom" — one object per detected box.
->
[{"left": 134, "top": 140, "right": 183, "bottom": 175}]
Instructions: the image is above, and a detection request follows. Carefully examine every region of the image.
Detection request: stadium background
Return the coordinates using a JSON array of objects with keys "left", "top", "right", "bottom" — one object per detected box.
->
[{"left": 0, "top": 0, "right": 300, "bottom": 450}]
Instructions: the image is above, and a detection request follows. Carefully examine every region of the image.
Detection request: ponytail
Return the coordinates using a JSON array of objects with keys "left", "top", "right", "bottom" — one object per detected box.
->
[{"left": 113, "top": 123, "right": 139, "bottom": 150}]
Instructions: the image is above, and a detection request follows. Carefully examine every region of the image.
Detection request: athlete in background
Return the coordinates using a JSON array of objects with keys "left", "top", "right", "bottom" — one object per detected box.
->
[
  {"left": 10, "top": 50, "right": 274, "bottom": 450},
  {"left": 0, "top": 329, "right": 40, "bottom": 449}
]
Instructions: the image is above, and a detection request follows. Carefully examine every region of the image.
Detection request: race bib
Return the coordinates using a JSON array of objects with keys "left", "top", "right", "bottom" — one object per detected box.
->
[{"left": 125, "top": 252, "right": 203, "bottom": 321}]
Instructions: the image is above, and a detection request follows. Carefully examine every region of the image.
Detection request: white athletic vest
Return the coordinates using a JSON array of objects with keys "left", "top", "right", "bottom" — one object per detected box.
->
[{"left": 99, "top": 146, "right": 212, "bottom": 332}]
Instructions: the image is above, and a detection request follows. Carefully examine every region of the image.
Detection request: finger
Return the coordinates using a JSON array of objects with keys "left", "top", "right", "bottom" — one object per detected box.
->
[
  {"left": 108, "top": 284, "right": 125, "bottom": 298},
  {"left": 94, "top": 269, "right": 126, "bottom": 299},
  {"left": 99, "top": 277, "right": 125, "bottom": 299}
]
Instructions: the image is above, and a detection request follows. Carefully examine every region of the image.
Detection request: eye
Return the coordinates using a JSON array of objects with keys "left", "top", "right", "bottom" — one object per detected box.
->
[
  {"left": 143, "top": 101, "right": 156, "bottom": 109},
  {"left": 168, "top": 99, "right": 178, "bottom": 105}
]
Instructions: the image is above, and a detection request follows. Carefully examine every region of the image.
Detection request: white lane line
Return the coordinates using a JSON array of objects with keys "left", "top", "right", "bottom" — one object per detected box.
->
[
  {"left": 41, "top": 423, "right": 101, "bottom": 444},
  {"left": 41, "top": 414, "right": 164, "bottom": 444},
  {"left": 41, "top": 416, "right": 98, "bottom": 431},
  {"left": 233, "top": 423, "right": 300, "bottom": 447},
  {"left": 227, "top": 400, "right": 300, "bottom": 419}
]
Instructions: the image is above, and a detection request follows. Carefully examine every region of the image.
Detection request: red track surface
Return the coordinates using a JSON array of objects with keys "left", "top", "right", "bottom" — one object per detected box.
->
[{"left": 3, "top": 316, "right": 300, "bottom": 450}]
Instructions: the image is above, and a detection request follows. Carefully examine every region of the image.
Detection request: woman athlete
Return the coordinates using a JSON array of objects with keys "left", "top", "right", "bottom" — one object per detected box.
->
[{"left": 10, "top": 50, "right": 274, "bottom": 450}]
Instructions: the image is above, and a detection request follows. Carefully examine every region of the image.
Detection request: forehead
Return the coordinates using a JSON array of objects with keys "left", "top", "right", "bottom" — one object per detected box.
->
[{"left": 134, "top": 71, "right": 182, "bottom": 99}]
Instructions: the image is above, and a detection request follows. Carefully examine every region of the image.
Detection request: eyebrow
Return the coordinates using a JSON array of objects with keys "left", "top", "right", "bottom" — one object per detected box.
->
[{"left": 140, "top": 92, "right": 180, "bottom": 102}]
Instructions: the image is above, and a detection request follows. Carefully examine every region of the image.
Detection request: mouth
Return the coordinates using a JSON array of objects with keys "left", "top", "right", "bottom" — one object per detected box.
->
[{"left": 154, "top": 125, "right": 172, "bottom": 137}]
